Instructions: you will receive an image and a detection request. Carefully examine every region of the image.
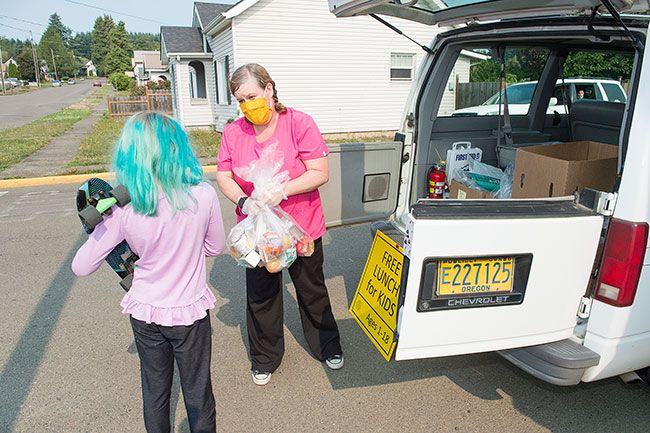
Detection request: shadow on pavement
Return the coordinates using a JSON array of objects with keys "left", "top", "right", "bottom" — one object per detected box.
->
[{"left": 0, "top": 235, "right": 84, "bottom": 432}]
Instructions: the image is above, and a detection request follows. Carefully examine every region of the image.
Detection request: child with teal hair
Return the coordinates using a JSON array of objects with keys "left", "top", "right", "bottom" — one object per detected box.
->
[{"left": 72, "top": 111, "right": 224, "bottom": 433}]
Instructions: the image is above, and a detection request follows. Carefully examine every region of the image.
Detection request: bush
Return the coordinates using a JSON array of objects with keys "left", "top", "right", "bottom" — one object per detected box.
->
[{"left": 109, "top": 72, "right": 135, "bottom": 91}]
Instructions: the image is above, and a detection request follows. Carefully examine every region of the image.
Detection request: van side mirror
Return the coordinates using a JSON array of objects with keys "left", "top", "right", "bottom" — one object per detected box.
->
[{"left": 550, "top": 97, "right": 558, "bottom": 106}]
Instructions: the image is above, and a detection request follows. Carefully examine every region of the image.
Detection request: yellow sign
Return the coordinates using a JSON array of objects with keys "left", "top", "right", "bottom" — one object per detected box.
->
[{"left": 349, "top": 230, "right": 404, "bottom": 361}]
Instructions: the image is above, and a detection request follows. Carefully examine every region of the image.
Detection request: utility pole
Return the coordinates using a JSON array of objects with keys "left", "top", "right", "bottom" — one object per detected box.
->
[
  {"left": 50, "top": 48, "right": 58, "bottom": 81},
  {"left": 29, "top": 31, "right": 40, "bottom": 87},
  {"left": 0, "top": 47, "right": 6, "bottom": 96}
]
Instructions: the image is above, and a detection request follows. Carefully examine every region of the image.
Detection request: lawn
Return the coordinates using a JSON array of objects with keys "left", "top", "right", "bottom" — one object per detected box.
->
[
  {"left": 68, "top": 116, "right": 221, "bottom": 168},
  {"left": 0, "top": 108, "right": 93, "bottom": 172}
]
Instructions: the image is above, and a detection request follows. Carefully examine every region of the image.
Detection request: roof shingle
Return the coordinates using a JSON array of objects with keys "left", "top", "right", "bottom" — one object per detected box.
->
[
  {"left": 194, "top": 2, "right": 233, "bottom": 27},
  {"left": 160, "top": 26, "right": 206, "bottom": 54}
]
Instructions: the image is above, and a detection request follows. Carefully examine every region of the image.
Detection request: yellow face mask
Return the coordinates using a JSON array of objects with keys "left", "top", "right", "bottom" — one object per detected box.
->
[{"left": 240, "top": 97, "right": 273, "bottom": 125}]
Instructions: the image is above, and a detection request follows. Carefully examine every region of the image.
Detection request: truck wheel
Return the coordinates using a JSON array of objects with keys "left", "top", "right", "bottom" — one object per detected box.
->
[
  {"left": 79, "top": 205, "right": 103, "bottom": 230},
  {"left": 110, "top": 185, "right": 131, "bottom": 207}
]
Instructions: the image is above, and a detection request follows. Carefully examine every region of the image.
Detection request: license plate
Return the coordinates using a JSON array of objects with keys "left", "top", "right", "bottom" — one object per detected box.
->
[{"left": 437, "top": 257, "right": 515, "bottom": 296}]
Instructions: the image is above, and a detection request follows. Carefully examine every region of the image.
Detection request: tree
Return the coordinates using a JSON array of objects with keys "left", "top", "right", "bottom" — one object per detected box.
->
[
  {"left": 564, "top": 51, "right": 633, "bottom": 81},
  {"left": 39, "top": 25, "right": 79, "bottom": 77},
  {"left": 7, "top": 63, "right": 19, "bottom": 78},
  {"left": 129, "top": 32, "right": 160, "bottom": 51},
  {"left": 71, "top": 32, "right": 92, "bottom": 59},
  {"left": 16, "top": 46, "right": 36, "bottom": 81},
  {"left": 91, "top": 15, "right": 115, "bottom": 75},
  {"left": 48, "top": 13, "right": 73, "bottom": 48},
  {"left": 104, "top": 21, "right": 133, "bottom": 75}
]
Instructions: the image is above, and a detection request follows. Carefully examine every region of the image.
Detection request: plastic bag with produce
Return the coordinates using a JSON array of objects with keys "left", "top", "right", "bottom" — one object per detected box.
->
[{"left": 226, "top": 142, "right": 315, "bottom": 273}]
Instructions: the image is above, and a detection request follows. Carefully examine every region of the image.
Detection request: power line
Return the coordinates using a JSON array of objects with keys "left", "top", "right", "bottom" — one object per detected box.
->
[
  {"left": 0, "top": 15, "right": 46, "bottom": 28},
  {"left": 62, "top": 0, "right": 171, "bottom": 25},
  {"left": 0, "top": 22, "right": 32, "bottom": 34}
]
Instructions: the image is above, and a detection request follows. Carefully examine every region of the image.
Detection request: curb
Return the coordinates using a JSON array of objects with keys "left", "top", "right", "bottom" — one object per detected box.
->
[{"left": 0, "top": 166, "right": 218, "bottom": 189}]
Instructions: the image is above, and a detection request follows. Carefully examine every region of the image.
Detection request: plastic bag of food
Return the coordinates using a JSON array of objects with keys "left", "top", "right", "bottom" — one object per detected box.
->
[
  {"left": 226, "top": 217, "right": 260, "bottom": 268},
  {"left": 492, "top": 163, "right": 514, "bottom": 199},
  {"left": 226, "top": 142, "right": 314, "bottom": 273}
]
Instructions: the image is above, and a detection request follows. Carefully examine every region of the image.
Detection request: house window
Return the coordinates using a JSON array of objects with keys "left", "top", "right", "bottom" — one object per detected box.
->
[
  {"left": 216, "top": 56, "right": 231, "bottom": 105},
  {"left": 390, "top": 53, "right": 415, "bottom": 81},
  {"left": 188, "top": 60, "right": 207, "bottom": 99}
]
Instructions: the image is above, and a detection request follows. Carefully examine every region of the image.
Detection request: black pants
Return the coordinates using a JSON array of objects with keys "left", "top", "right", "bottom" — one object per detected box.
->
[
  {"left": 130, "top": 314, "right": 216, "bottom": 433},
  {"left": 246, "top": 238, "right": 342, "bottom": 372}
]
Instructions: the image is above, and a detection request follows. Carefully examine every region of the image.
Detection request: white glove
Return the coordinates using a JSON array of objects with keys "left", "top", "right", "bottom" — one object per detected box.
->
[
  {"left": 241, "top": 198, "right": 265, "bottom": 216},
  {"left": 257, "top": 188, "right": 287, "bottom": 207}
]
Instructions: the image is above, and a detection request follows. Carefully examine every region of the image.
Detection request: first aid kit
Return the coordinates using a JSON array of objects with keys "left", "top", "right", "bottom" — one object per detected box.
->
[{"left": 445, "top": 141, "right": 483, "bottom": 181}]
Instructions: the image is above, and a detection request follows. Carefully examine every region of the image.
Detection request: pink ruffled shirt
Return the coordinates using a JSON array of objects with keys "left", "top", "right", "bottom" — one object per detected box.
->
[
  {"left": 71, "top": 182, "right": 225, "bottom": 326},
  {"left": 217, "top": 108, "right": 329, "bottom": 240}
]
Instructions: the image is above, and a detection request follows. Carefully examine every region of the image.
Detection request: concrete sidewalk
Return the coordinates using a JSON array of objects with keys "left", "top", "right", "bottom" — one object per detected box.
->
[{"left": 0, "top": 100, "right": 105, "bottom": 180}]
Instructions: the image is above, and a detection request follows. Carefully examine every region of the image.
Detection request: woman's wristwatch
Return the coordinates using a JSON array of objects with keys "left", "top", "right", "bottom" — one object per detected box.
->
[{"left": 237, "top": 196, "right": 248, "bottom": 209}]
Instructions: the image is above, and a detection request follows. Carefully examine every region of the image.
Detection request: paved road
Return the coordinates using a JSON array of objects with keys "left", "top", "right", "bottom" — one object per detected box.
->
[
  {"left": 0, "top": 80, "right": 98, "bottom": 129},
  {"left": 1, "top": 183, "right": 649, "bottom": 433}
]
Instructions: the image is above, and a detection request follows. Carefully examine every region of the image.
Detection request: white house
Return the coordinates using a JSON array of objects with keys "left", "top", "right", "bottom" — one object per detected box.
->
[
  {"left": 161, "top": 0, "right": 446, "bottom": 132},
  {"left": 1, "top": 58, "right": 18, "bottom": 77},
  {"left": 133, "top": 50, "right": 170, "bottom": 85},
  {"left": 81, "top": 60, "right": 97, "bottom": 77}
]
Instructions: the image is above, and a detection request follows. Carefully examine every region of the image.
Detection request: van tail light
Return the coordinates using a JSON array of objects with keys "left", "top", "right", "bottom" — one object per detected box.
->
[{"left": 595, "top": 218, "right": 648, "bottom": 307}]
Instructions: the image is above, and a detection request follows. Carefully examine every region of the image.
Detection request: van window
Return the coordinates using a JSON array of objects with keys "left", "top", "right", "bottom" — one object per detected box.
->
[{"left": 440, "top": 46, "right": 549, "bottom": 117}]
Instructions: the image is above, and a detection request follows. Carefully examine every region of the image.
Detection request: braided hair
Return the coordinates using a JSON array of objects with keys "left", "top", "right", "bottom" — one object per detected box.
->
[{"left": 229, "top": 63, "right": 287, "bottom": 114}]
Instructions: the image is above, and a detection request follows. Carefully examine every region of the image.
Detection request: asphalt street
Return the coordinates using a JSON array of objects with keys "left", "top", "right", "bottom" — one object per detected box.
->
[
  {"left": 1, "top": 182, "right": 649, "bottom": 433},
  {"left": 0, "top": 80, "right": 97, "bottom": 129}
]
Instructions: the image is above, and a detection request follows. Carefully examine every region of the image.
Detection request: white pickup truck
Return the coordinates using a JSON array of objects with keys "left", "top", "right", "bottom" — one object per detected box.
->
[{"left": 322, "top": 0, "right": 650, "bottom": 386}]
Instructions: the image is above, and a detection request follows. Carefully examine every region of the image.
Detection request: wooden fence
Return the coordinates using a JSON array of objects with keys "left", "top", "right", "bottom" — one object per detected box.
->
[
  {"left": 456, "top": 81, "right": 500, "bottom": 110},
  {"left": 107, "top": 89, "right": 173, "bottom": 118}
]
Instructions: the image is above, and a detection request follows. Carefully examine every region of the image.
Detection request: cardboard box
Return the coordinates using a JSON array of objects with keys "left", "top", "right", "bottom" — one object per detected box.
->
[
  {"left": 512, "top": 141, "right": 617, "bottom": 199},
  {"left": 449, "top": 180, "right": 492, "bottom": 199}
]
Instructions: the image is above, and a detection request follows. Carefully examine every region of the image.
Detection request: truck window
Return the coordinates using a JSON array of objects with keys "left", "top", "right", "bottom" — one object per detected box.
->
[
  {"left": 602, "top": 83, "right": 627, "bottom": 103},
  {"left": 563, "top": 49, "right": 633, "bottom": 103},
  {"left": 442, "top": 46, "right": 549, "bottom": 117}
]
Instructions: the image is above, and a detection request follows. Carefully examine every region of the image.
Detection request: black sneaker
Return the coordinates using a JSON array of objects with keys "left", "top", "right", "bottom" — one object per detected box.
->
[
  {"left": 251, "top": 370, "right": 272, "bottom": 386},
  {"left": 325, "top": 354, "right": 344, "bottom": 370}
]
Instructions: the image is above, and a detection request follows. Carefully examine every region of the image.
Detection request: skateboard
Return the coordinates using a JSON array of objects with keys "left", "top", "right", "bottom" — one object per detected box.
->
[{"left": 76, "top": 178, "right": 138, "bottom": 291}]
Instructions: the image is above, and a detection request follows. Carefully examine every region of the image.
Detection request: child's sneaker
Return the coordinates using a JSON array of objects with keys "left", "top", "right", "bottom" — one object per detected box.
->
[
  {"left": 251, "top": 370, "right": 272, "bottom": 386},
  {"left": 325, "top": 354, "right": 344, "bottom": 370}
]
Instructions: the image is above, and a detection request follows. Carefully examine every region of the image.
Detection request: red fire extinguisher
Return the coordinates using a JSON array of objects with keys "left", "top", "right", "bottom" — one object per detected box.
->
[{"left": 427, "top": 164, "right": 446, "bottom": 199}]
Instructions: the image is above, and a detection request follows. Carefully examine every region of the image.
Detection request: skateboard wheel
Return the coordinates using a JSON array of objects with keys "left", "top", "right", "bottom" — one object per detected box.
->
[
  {"left": 79, "top": 205, "right": 103, "bottom": 230},
  {"left": 110, "top": 185, "right": 131, "bottom": 207}
]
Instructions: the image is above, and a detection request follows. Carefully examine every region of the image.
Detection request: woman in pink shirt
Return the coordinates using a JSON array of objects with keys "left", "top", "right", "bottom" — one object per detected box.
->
[
  {"left": 217, "top": 63, "right": 343, "bottom": 386},
  {"left": 72, "top": 112, "right": 225, "bottom": 433}
]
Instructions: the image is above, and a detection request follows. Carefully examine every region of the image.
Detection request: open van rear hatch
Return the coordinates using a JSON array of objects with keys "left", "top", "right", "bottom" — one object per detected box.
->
[{"left": 328, "top": 0, "right": 646, "bottom": 26}]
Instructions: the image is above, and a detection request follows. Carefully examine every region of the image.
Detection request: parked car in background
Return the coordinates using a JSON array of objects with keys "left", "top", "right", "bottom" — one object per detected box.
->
[
  {"left": 79, "top": 77, "right": 85, "bottom": 81},
  {"left": 52, "top": 80, "right": 62, "bottom": 87},
  {"left": 5, "top": 78, "right": 21, "bottom": 88},
  {"left": 92, "top": 80, "right": 102, "bottom": 87},
  {"left": 452, "top": 78, "right": 627, "bottom": 116},
  {"left": 67, "top": 79, "right": 76, "bottom": 85}
]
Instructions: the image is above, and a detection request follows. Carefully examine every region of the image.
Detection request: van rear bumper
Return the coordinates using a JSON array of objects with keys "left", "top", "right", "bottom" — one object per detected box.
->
[
  {"left": 582, "top": 330, "right": 650, "bottom": 382},
  {"left": 498, "top": 339, "right": 600, "bottom": 386}
]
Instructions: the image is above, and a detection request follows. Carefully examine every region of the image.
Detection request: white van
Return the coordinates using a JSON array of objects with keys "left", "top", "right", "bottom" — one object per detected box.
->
[{"left": 322, "top": 0, "right": 650, "bottom": 386}]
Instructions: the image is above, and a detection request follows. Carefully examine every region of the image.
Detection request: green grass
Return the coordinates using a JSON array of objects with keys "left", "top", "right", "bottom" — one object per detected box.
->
[
  {"left": 0, "top": 108, "right": 93, "bottom": 172},
  {"left": 68, "top": 117, "right": 221, "bottom": 168},
  {"left": 189, "top": 129, "right": 220, "bottom": 159},
  {"left": 68, "top": 114, "right": 125, "bottom": 166}
]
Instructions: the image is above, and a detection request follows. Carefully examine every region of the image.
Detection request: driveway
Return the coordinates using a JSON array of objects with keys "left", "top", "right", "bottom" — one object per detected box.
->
[
  {"left": 1, "top": 183, "right": 650, "bottom": 433},
  {"left": 0, "top": 80, "right": 98, "bottom": 129}
]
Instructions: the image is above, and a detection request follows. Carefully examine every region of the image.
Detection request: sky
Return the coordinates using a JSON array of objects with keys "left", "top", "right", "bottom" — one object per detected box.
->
[{"left": 0, "top": 0, "right": 239, "bottom": 41}]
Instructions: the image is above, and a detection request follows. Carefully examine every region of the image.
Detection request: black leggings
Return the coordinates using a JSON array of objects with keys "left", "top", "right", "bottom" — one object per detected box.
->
[{"left": 130, "top": 314, "right": 216, "bottom": 433}]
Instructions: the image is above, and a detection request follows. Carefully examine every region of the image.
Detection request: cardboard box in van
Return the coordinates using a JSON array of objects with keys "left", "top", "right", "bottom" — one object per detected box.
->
[
  {"left": 512, "top": 141, "right": 618, "bottom": 198},
  {"left": 449, "top": 180, "right": 492, "bottom": 199}
]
